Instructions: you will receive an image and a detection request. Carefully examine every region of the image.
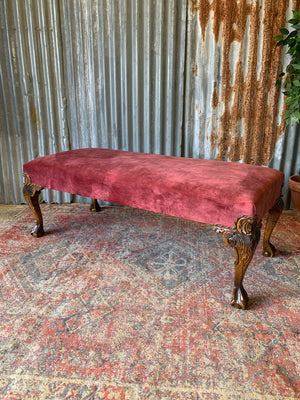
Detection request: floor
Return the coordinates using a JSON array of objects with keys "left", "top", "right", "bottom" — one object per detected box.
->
[
  {"left": 0, "top": 204, "right": 27, "bottom": 221},
  {"left": 0, "top": 203, "right": 299, "bottom": 399}
]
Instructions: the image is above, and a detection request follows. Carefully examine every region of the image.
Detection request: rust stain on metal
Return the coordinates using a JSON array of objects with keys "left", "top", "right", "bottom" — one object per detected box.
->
[
  {"left": 198, "top": 0, "right": 211, "bottom": 41},
  {"left": 212, "top": 81, "right": 219, "bottom": 109},
  {"left": 192, "top": 63, "right": 198, "bottom": 76},
  {"left": 189, "top": 0, "right": 300, "bottom": 165},
  {"left": 30, "top": 105, "right": 40, "bottom": 131}
]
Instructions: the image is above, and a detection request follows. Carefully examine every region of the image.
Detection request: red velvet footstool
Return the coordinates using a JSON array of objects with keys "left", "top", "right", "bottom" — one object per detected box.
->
[{"left": 23, "top": 148, "right": 284, "bottom": 309}]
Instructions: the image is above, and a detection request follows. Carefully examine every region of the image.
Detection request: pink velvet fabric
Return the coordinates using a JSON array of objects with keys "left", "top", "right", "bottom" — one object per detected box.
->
[{"left": 23, "top": 148, "right": 284, "bottom": 227}]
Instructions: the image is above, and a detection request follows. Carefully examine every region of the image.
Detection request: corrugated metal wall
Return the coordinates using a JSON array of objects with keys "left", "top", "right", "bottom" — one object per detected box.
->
[
  {"left": 1, "top": 0, "right": 299, "bottom": 208},
  {"left": 60, "top": 0, "right": 186, "bottom": 154},
  {"left": 0, "top": 0, "right": 70, "bottom": 204}
]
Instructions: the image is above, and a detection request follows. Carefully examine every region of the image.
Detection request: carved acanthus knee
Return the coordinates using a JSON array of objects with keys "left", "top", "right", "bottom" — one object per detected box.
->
[
  {"left": 214, "top": 216, "right": 261, "bottom": 310},
  {"left": 23, "top": 173, "right": 44, "bottom": 237}
]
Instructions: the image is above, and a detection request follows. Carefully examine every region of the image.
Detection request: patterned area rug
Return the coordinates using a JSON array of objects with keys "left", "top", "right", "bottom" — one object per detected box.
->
[{"left": 0, "top": 204, "right": 299, "bottom": 399}]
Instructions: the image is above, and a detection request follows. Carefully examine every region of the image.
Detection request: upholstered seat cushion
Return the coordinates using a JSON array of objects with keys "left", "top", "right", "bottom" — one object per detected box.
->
[{"left": 23, "top": 148, "right": 284, "bottom": 227}]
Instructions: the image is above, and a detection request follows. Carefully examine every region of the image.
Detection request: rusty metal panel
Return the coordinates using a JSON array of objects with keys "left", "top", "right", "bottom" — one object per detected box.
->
[
  {"left": 184, "top": 0, "right": 300, "bottom": 208},
  {"left": 184, "top": 0, "right": 299, "bottom": 167}
]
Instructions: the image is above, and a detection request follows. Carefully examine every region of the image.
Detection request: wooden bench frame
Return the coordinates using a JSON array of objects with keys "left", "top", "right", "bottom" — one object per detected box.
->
[{"left": 23, "top": 172, "right": 283, "bottom": 310}]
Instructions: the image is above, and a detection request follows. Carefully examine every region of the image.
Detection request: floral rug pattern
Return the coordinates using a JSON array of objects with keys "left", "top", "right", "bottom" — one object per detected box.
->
[{"left": 0, "top": 205, "right": 299, "bottom": 399}]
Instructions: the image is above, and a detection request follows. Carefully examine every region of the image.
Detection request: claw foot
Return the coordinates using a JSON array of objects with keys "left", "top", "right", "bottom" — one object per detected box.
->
[
  {"left": 263, "top": 242, "right": 276, "bottom": 257},
  {"left": 262, "top": 196, "right": 283, "bottom": 258},
  {"left": 215, "top": 215, "right": 261, "bottom": 310},
  {"left": 31, "top": 224, "right": 44, "bottom": 238},
  {"left": 90, "top": 199, "right": 101, "bottom": 212},
  {"left": 231, "top": 286, "right": 249, "bottom": 310}
]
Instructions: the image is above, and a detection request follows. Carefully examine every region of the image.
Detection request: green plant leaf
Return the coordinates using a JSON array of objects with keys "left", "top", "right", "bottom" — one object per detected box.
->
[
  {"left": 292, "top": 115, "right": 300, "bottom": 122},
  {"left": 292, "top": 10, "right": 300, "bottom": 19},
  {"left": 287, "top": 31, "right": 297, "bottom": 38},
  {"left": 275, "top": 12, "right": 300, "bottom": 125},
  {"left": 294, "top": 110, "right": 300, "bottom": 119},
  {"left": 288, "top": 18, "right": 299, "bottom": 25},
  {"left": 280, "top": 28, "right": 290, "bottom": 35}
]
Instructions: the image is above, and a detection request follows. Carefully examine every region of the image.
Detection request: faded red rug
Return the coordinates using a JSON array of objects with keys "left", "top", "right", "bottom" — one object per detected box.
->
[{"left": 0, "top": 204, "right": 299, "bottom": 399}]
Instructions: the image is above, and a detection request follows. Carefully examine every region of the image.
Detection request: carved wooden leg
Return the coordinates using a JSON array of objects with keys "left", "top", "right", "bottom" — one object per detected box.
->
[
  {"left": 262, "top": 196, "right": 284, "bottom": 257},
  {"left": 23, "top": 173, "right": 44, "bottom": 237},
  {"left": 214, "top": 216, "right": 261, "bottom": 310},
  {"left": 90, "top": 198, "right": 101, "bottom": 212}
]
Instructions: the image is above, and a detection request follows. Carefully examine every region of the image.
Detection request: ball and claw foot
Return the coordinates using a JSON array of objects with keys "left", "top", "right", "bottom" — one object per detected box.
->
[
  {"left": 231, "top": 286, "right": 249, "bottom": 310},
  {"left": 263, "top": 242, "right": 276, "bottom": 257},
  {"left": 31, "top": 224, "right": 44, "bottom": 238}
]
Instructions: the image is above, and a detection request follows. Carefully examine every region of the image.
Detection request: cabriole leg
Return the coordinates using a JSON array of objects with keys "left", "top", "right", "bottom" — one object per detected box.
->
[
  {"left": 90, "top": 198, "right": 101, "bottom": 212},
  {"left": 23, "top": 173, "right": 44, "bottom": 237},
  {"left": 263, "top": 196, "right": 284, "bottom": 257},
  {"left": 215, "top": 216, "right": 261, "bottom": 310}
]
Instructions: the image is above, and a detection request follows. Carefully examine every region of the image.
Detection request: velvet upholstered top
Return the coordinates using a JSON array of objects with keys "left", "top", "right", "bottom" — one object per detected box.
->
[{"left": 23, "top": 148, "right": 284, "bottom": 227}]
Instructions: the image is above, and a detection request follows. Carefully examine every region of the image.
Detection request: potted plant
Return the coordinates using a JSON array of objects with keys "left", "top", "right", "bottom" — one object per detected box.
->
[{"left": 275, "top": 10, "right": 300, "bottom": 211}]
